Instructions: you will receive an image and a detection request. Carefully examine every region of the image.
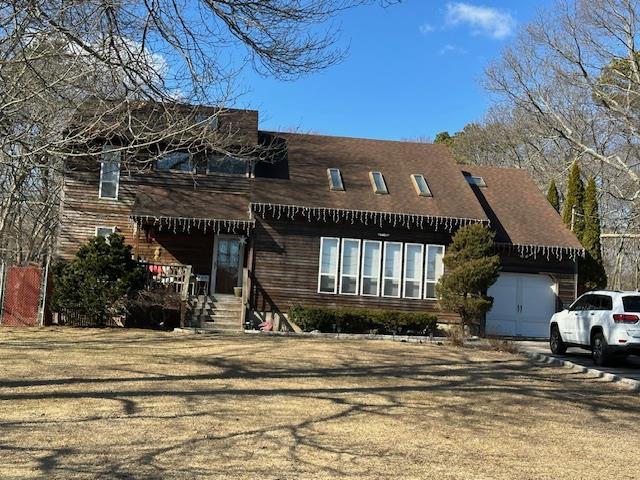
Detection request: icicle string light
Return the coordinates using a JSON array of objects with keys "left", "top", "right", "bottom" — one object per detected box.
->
[
  {"left": 130, "top": 215, "right": 254, "bottom": 234},
  {"left": 250, "top": 202, "right": 488, "bottom": 232},
  {"left": 495, "top": 243, "right": 585, "bottom": 261}
]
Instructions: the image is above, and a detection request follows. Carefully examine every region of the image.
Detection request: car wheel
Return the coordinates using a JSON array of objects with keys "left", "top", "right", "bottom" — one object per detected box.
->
[
  {"left": 549, "top": 325, "right": 567, "bottom": 354},
  {"left": 591, "top": 331, "right": 610, "bottom": 367}
]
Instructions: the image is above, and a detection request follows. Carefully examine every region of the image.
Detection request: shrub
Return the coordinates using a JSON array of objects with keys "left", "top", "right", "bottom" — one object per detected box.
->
[
  {"left": 288, "top": 305, "right": 438, "bottom": 336},
  {"left": 52, "top": 234, "right": 146, "bottom": 321},
  {"left": 126, "top": 289, "right": 182, "bottom": 330}
]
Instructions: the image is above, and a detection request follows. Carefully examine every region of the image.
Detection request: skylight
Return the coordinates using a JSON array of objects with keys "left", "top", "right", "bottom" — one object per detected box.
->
[
  {"left": 465, "top": 175, "right": 487, "bottom": 187},
  {"left": 411, "top": 174, "right": 432, "bottom": 197},
  {"left": 370, "top": 171, "right": 388, "bottom": 194},
  {"left": 327, "top": 168, "right": 344, "bottom": 191}
]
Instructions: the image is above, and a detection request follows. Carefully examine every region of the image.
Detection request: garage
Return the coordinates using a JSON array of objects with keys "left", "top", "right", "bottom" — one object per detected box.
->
[{"left": 485, "top": 273, "right": 557, "bottom": 338}]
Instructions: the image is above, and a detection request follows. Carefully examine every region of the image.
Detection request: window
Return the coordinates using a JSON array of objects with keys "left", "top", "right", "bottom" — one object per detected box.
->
[
  {"left": 156, "top": 152, "right": 193, "bottom": 172},
  {"left": 194, "top": 112, "right": 219, "bottom": 129},
  {"left": 318, "top": 237, "right": 340, "bottom": 293},
  {"left": 591, "top": 295, "right": 613, "bottom": 311},
  {"left": 370, "top": 171, "right": 388, "bottom": 194},
  {"left": 99, "top": 145, "right": 121, "bottom": 200},
  {"left": 96, "top": 226, "right": 115, "bottom": 238},
  {"left": 382, "top": 242, "right": 402, "bottom": 297},
  {"left": 424, "top": 245, "right": 445, "bottom": 299},
  {"left": 339, "top": 239, "right": 361, "bottom": 295},
  {"left": 361, "top": 240, "right": 382, "bottom": 296},
  {"left": 465, "top": 175, "right": 487, "bottom": 187},
  {"left": 207, "top": 154, "right": 248, "bottom": 175},
  {"left": 569, "top": 295, "right": 590, "bottom": 311},
  {"left": 327, "top": 168, "right": 344, "bottom": 191},
  {"left": 411, "top": 174, "right": 432, "bottom": 197},
  {"left": 403, "top": 243, "right": 424, "bottom": 299},
  {"left": 623, "top": 296, "right": 640, "bottom": 313}
]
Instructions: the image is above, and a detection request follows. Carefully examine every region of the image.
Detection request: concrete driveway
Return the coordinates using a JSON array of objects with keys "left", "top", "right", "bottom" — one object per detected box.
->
[{"left": 518, "top": 340, "right": 640, "bottom": 383}]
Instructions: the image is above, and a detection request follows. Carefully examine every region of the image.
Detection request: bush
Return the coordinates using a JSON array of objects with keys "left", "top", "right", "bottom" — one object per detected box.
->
[
  {"left": 288, "top": 305, "right": 438, "bottom": 336},
  {"left": 126, "top": 289, "right": 181, "bottom": 330},
  {"left": 52, "top": 234, "right": 146, "bottom": 320}
]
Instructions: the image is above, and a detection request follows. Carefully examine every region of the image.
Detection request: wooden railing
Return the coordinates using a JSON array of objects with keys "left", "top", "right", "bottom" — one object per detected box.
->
[{"left": 139, "top": 262, "right": 193, "bottom": 302}]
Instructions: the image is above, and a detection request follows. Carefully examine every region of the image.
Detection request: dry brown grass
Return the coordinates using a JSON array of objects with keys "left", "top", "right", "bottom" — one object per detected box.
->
[{"left": 0, "top": 328, "right": 639, "bottom": 479}]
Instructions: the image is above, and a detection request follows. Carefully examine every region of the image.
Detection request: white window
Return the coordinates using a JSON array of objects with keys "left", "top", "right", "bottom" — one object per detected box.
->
[
  {"left": 403, "top": 243, "right": 424, "bottom": 299},
  {"left": 424, "top": 245, "right": 445, "bottom": 299},
  {"left": 411, "top": 174, "right": 432, "bottom": 197},
  {"left": 327, "top": 168, "right": 344, "bottom": 191},
  {"left": 339, "top": 239, "right": 361, "bottom": 295},
  {"left": 98, "top": 145, "right": 121, "bottom": 199},
  {"left": 318, "top": 237, "right": 340, "bottom": 294},
  {"left": 95, "top": 226, "right": 115, "bottom": 238},
  {"left": 382, "top": 241, "right": 402, "bottom": 297},
  {"left": 370, "top": 171, "right": 389, "bottom": 194},
  {"left": 361, "top": 240, "right": 382, "bottom": 296},
  {"left": 156, "top": 152, "right": 193, "bottom": 172}
]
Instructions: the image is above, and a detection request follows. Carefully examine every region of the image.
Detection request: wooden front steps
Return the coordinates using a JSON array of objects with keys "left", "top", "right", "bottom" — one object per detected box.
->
[{"left": 187, "top": 294, "right": 243, "bottom": 332}]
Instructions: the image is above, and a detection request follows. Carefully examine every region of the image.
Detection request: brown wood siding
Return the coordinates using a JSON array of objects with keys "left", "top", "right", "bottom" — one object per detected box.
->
[
  {"left": 251, "top": 218, "right": 578, "bottom": 324},
  {"left": 250, "top": 217, "right": 461, "bottom": 322}
]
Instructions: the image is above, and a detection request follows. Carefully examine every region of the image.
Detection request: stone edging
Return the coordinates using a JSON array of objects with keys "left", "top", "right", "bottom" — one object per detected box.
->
[
  {"left": 241, "top": 329, "right": 454, "bottom": 344},
  {"left": 521, "top": 349, "right": 640, "bottom": 392}
]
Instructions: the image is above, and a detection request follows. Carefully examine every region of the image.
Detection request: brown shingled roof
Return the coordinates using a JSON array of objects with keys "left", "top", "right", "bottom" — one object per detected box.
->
[
  {"left": 251, "top": 132, "right": 488, "bottom": 223},
  {"left": 462, "top": 165, "right": 583, "bottom": 250},
  {"left": 131, "top": 185, "right": 251, "bottom": 222}
]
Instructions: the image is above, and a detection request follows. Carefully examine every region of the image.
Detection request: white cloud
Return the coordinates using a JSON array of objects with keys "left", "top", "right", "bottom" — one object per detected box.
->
[
  {"left": 419, "top": 23, "right": 435, "bottom": 34},
  {"left": 438, "top": 44, "right": 467, "bottom": 55},
  {"left": 445, "top": 2, "right": 515, "bottom": 39}
]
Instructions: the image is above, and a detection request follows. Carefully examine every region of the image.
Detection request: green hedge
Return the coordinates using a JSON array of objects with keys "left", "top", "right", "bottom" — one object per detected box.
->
[{"left": 288, "top": 305, "right": 438, "bottom": 336}]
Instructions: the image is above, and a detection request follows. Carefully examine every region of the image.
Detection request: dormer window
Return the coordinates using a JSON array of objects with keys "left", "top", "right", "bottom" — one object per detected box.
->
[
  {"left": 411, "top": 174, "right": 432, "bottom": 197},
  {"left": 465, "top": 175, "right": 487, "bottom": 187},
  {"left": 156, "top": 152, "right": 193, "bottom": 172},
  {"left": 207, "top": 153, "right": 248, "bottom": 176},
  {"left": 369, "top": 171, "right": 388, "bottom": 194},
  {"left": 327, "top": 168, "right": 344, "bottom": 191}
]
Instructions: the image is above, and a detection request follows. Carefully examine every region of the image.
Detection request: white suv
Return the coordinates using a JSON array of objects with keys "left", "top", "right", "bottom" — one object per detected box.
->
[{"left": 549, "top": 290, "right": 640, "bottom": 366}]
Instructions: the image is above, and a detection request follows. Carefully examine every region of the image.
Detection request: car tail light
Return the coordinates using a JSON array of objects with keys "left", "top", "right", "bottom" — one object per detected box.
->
[{"left": 613, "top": 313, "right": 640, "bottom": 324}]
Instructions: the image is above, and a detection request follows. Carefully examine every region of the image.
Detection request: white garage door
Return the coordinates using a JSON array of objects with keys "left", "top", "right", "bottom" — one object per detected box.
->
[{"left": 486, "top": 273, "right": 556, "bottom": 338}]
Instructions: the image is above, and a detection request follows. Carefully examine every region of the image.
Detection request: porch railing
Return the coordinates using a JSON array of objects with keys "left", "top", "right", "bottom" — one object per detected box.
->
[{"left": 139, "top": 262, "right": 193, "bottom": 302}]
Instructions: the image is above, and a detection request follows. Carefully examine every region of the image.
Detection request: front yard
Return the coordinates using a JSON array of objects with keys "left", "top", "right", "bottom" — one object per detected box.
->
[{"left": 1, "top": 329, "right": 639, "bottom": 479}]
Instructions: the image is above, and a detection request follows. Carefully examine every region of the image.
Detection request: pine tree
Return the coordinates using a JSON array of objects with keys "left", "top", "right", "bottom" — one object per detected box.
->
[
  {"left": 436, "top": 224, "right": 501, "bottom": 336},
  {"left": 52, "top": 234, "right": 146, "bottom": 318},
  {"left": 546, "top": 179, "right": 560, "bottom": 213},
  {"left": 562, "top": 161, "right": 585, "bottom": 239},
  {"left": 581, "top": 176, "right": 607, "bottom": 290}
]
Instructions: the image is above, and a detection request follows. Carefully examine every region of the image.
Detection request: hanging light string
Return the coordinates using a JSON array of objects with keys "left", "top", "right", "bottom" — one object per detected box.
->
[
  {"left": 494, "top": 242, "right": 585, "bottom": 261},
  {"left": 250, "top": 202, "right": 489, "bottom": 232},
  {"left": 130, "top": 215, "right": 254, "bottom": 234}
]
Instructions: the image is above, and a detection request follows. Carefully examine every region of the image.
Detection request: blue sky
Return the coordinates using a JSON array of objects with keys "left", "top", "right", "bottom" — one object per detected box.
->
[{"left": 233, "top": 1, "right": 552, "bottom": 140}]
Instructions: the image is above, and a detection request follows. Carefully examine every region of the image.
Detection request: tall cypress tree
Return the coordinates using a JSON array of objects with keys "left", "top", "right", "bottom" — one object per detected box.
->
[
  {"left": 581, "top": 176, "right": 607, "bottom": 290},
  {"left": 562, "top": 161, "right": 585, "bottom": 239},
  {"left": 546, "top": 179, "right": 560, "bottom": 213}
]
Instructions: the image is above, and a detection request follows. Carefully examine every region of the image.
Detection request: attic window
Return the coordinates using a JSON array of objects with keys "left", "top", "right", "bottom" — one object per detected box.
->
[
  {"left": 327, "top": 168, "right": 344, "bottom": 191},
  {"left": 370, "top": 171, "right": 388, "bottom": 194},
  {"left": 465, "top": 175, "right": 487, "bottom": 187},
  {"left": 411, "top": 174, "right": 432, "bottom": 197}
]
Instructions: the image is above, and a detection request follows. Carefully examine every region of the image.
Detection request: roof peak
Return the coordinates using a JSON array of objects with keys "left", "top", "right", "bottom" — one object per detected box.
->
[{"left": 261, "top": 130, "right": 450, "bottom": 147}]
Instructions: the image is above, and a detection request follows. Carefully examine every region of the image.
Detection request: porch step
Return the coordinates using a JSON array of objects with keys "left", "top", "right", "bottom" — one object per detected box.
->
[{"left": 187, "top": 294, "right": 243, "bottom": 331}]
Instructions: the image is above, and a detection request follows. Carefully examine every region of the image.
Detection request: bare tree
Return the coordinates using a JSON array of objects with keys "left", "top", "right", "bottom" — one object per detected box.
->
[{"left": 0, "top": 0, "right": 396, "bottom": 265}]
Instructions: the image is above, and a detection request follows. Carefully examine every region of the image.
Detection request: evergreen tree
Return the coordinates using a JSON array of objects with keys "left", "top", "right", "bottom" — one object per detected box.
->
[
  {"left": 434, "top": 131, "right": 453, "bottom": 146},
  {"left": 562, "top": 161, "right": 585, "bottom": 238},
  {"left": 581, "top": 176, "right": 608, "bottom": 290},
  {"left": 52, "top": 234, "right": 146, "bottom": 319},
  {"left": 436, "top": 224, "right": 501, "bottom": 336},
  {"left": 546, "top": 179, "right": 560, "bottom": 213}
]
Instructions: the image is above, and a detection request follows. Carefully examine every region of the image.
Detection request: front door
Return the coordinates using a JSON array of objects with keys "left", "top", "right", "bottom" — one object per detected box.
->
[{"left": 212, "top": 236, "right": 243, "bottom": 294}]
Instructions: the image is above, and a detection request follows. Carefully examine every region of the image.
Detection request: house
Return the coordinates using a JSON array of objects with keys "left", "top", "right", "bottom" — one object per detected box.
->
[{"left": 56, "top": 107, "right": 583, "bottom": 337}]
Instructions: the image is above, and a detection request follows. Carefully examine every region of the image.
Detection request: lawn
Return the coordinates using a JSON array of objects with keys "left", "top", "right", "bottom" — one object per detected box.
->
[{"left": 1, "top": 329, "right": 639, "bottom": 479}]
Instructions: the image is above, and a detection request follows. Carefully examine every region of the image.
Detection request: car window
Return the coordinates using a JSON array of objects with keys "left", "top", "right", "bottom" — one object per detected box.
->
[
  {"left": 569, "top": 295, "right": 591, "bottom": 311},
  {"left": 623, "top": 296, "right": 640, "bottom": 313},
  {"left": 592, "top": 294, "right": 613, "bottom": 311}
]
